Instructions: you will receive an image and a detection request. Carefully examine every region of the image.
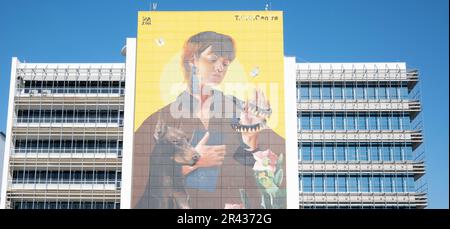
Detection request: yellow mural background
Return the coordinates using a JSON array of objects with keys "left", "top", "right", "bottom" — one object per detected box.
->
[{"left": 135, "top": 11, "right": 285, "bottom": 137}]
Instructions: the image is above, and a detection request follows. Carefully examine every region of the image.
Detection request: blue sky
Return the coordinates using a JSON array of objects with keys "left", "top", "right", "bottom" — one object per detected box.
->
[{"left": 0, "top": 0, "right": 448, "bottom": 208}]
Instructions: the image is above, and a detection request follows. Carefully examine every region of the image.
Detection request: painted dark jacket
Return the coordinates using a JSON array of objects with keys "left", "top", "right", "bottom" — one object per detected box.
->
[{"left": 132, "top": 89, "right": 286, "bottom": 209}]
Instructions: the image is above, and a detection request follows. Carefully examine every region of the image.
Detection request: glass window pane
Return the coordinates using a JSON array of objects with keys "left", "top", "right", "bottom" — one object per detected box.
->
[
  {"left": 326, "top": 176, "right": 336, "bottom": 192},
  {"left": 359, "top": 144, "right": 369, "bottom": 161},
  {"left": 380, "top": 114, "right": 389, "bottom": 130},
  {"left": 360, "top": 176, "right": 370, "bottom": 192},
  {"left": 322, "top": 84, "right": 332, "bottom": 100},
  {"left": 358, "top": 113, "right": 367, "bottom": 130},
  {"left": 378, "top": 86, "right": 387, "bottom": 99},
  {"left": 347, "top": 144, "right": 357, "bottom": 161},
  {"left": 302, "top": 144, "right": 311, "bottom": 161},
  {"left": 369, "top": 113, "right": 378, "bottom": 130},
  {"left": 389, "top": 86, "right": 398, "bottom": 99},
  {"left": 348, "top": 176, "right": 358, "bottom": 192},
  {"left": 391, "top": 115, "right": 400, "bottom": 130},
  {"left": 393, "top": 145, "right": 402, "bottom": 161},
  {"left": 370, "top": 145, "right": 380, "bottom": 161},
  {"left": 402, "top": 115, "right": 411, "bottom": 130},
  {"left": 300, "top": 84, "right": 309, "bottom": 100},
  {"left": 383, "top": 176, "right": 393, "bottom": 192},
  {"left": 345, "top": 83, "right": 354, "bottom": 100},
  {"left": 311, "top": 113, "right": 321, "bottom": 130},
  {"left": 372, "top": 177, "right": 382, "bottom": 192},
  {"left": 336, "top": 144, "right": 345, "bottom": 161},
  {"left": 313, "top": 144, "right": 323, "bottom": 161},
  {"left": 302, "top": 176, "right": 313, "bottom": 192},
  {"left": 333, "top": 83, "right": 343, "bottom": 100},
  {"left": 346, "top": 115, "right": 356, "bottom": 130},
  {"left": 404, "top": 144, "right": 413, "bottom": 161},
  {"left": 406, "top": 177, "right": 415, "bottom": 192},
  {"left": 325, "top": 144, "right": 334, "bottom": 161},
  {"left": 400, "top": 86, "right": 409, "bottom": 100},
  {"left": 311, "top": 84, "right": 320, "bottom": 100},
  {"left": 314, "top": 176, "right": 324, "bottom": 192},
  {"left": 338, "top": 176, "right": 347, "bottom": 192},
  {"left": 367, "top": 83, "right": 376, "bottom": 100},
  {"left": 382, "top": 145, "right": 392, "bottom": 161},
  {"left": 395, "top": 177, "right": 405, "bottom": 192},
  {"left": 335, "top": 113, "right": 344, "bottom": 130},
  {"left": 355, "top": 86, "right": 365, "bottom": 99},
  {"left": 300, "top": 115, "right": 310, "bottom": 130},
  {"left": 323, "top": 114, "right": 333, "bottom": 130}
]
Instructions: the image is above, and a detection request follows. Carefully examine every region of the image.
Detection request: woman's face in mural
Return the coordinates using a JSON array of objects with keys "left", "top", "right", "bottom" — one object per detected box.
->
[{"left": 194, "top": 46, "right": 231, "bottom": 86}]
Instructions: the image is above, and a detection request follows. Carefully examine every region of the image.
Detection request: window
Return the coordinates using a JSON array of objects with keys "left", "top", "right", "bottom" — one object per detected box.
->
[
  {"left": 404, "top": 144, "right": 413, "bottom": 161},
  {"left": 301, "top": 144, "right": 311, "bottom": 161},
  {"left": 333, "top": 83, "right": 343, "bottom": 100},
  {"left": 355, "top": 84, "right": 365, "bottom": 99},
  {"left": 368, "top": 113, "right": 378, "bottom": 130},
  {"left": 325, "top": 144, "right": 334, "bottom": 161},
  {"left": 313, "top": 144, "right": 323, "bottom": 161},
  {"left": 388, "top": 86, "right": 398, "bottom": 99},
  {"left": 382, "top": 145, "right": 392, "bottom": 161},
  {"left": 335, "top": 113, "right": 345, "bottom": 130},
  {"left": 391, "top": 114, "right": 401, "bottom": 130},
  {"left": 314, "top": 176, "right": 324, "bottom": 192},
  {"left": 344, "top": 83, "right": 354, "bottom": 100},
  {"left": 302, "top": 175, "right": 313, "bottom": 192},
  {"left": 395, "top": 176, "right": 405, "bottom": 192},
  {"left": 311, "top": 83, "right": 320, "bottom": 100},
  {"left": 359, "top": 144, "right": 369, "bottom": 161},
  {"left": 300, "top": 84, "right": 309, "bottom": 100},
  {"left": 383, "top": 176, "right": 393, "bottom": 192},
  {"left": 372, "top": 177, "right": 382, "bottom": 192},
  {"left": 357, "top": 113, "right": 367, "bottom": 130},
  {"left": 322, "top": 83, "right": 332, "bottom": 100},
  {"left": 360, "top": 176, "right": 370, "bottom": 192},
  {"left": 348, "top": 176, "right": 358, "bottom": 192},
  {"left": 338, "top": 176, "right": 347, "bottom": 192},
  {"left": 406, "top": 177, "right": 415, "bottom": 192},
  {"left": 402, "top": 115, "right": 411, "bottom": 130},
  {"left": 326, "top": 176, "right": 335, "bottom": 192},
  {"left": 393, "top": 145, "right": 403, "bottom": 161},
  {"left": 336, "top": 144, "right": 345, "bottom": 161},
  {"left": 379, "top": 114, "right": 389, "bottom": 130},
  {"left": 311, "top": 113, "right": 321, "bottom": 130},
  {"left": 367, "top": 83, "right": 376, "bottom": 99},
  {"left": 378, "top": 86, "right": 387, "bottom": 99},
  {"left": 400, "top": 86, "right": 409, "bottom": 100},
  {"left": 347, "top": 144, "right": 357, "bottom": 161},
  {"left": 323, "top": 114, "right": 333, "bottom": 130},
  {"left": 300, "top": 115, "right": 310, "bottom": 130},
  {"left": 346, "top": 114, "right": 356, "bottom": 130}
]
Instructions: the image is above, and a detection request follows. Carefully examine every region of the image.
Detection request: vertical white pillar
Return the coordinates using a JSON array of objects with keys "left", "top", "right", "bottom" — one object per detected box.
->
[
  {"left": 0, "top": 57, "right": 19, "bottom": 209},
  {"left": 120, "top": 38, "right": 137, "bottom": 209},
  {"left": 284, "top": 57, "right": 299, "bottom": 209}
]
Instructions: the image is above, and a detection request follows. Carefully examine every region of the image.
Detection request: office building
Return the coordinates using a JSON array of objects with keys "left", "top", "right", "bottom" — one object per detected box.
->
[
  {"left": 296, "top": 63, "right": 427, "bottom": 208},
  {"left": 1, "top": 46, "right": 427, "bottom": 209}
]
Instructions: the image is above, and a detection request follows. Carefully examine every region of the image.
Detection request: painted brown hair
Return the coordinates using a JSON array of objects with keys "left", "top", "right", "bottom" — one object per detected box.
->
[{"left": 181, "top": 31, "right": 236, "bottom": 83}]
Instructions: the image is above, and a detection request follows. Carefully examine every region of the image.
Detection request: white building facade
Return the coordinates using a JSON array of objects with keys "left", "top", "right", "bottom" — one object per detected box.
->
[
  {"left": 296, "top": 63, "right": 427, "bottom": 209},
  {"left": 0, "top": 37, "right": 135, "bottom": 208},
  {"left": 1, "top": 41, "right": 426, "bottom": 209}
]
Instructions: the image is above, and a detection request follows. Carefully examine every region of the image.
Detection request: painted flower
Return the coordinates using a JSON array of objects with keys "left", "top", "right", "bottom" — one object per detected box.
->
[
  {"left": 224, "top": 203, "right": 244, "bottom": 209},
  {"left": 252, "top": 149, "right": 278, "bottom": 173}
]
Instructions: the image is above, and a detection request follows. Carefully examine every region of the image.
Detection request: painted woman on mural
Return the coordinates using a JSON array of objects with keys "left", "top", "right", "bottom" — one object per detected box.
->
[{"left": 133, "top": 31, "right": 286, "bottom": 209}]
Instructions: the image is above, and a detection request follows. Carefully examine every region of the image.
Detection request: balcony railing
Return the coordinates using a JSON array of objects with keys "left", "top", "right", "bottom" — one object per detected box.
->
[
  {"left": 14, "top": 118, "right": 124, "bottom": 126},
  {"left": 16, "top": 87, "right": 125, "bottom": 95},
  {"left": 12, "top": 148, "right": 123, "bottom": 155}
]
